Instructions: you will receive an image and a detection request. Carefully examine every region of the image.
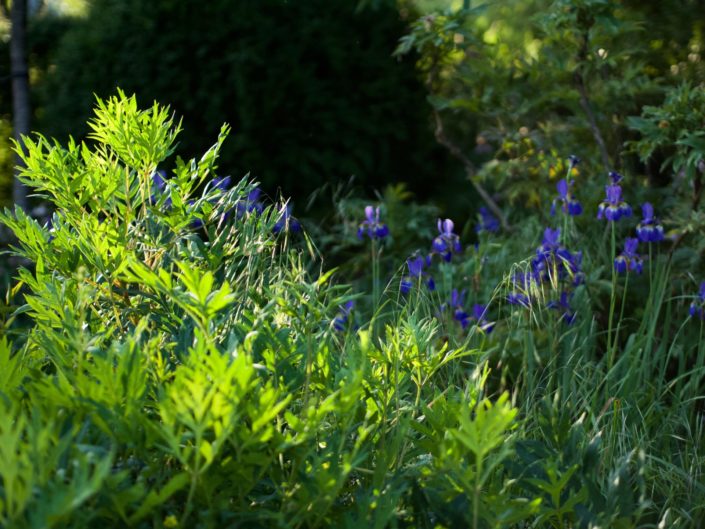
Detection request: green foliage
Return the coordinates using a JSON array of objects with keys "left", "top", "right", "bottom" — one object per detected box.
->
[
  {"left": 0, "top": 399, "right": 114, "bottom": 529},
  {"left": 626, "top": 82, "right": 705, "bottom": 257},
  {"left": 394, "top": 0, "right": 697, "bottom": 219},
  {"left": 627, "top": 83, "right": 705, "bottom": 181},
  {"left": 3, "top": 73, "right": 705, "bottom": 525},
  {"left": 416, "top": 390, "right": 541, "bottom": 529},
  {"left": 0, "top": 92, "right": 537, "bottom": 528},
  {"left": 361, "top": 4, "right": 705, "bottom": 513},
  {"left": 1, "top": 3, "right": 704, "bottom": 524}
]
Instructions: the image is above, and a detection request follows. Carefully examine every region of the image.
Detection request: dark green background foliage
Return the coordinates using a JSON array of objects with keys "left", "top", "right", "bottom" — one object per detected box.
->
[{"left": 33, "top": 0, "right": 447, "bottom": 203}]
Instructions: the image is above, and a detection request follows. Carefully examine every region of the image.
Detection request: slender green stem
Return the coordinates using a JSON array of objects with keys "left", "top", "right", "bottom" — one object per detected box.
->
[
  {"left": 303, "top": 333, "right": 314, "bottom": 407},
  {"left": 688, "top": 322, "right": 705, "bottom": 420},
  {"left": 548, "top": 308, "right": 558, "bottom": 394},
  {"left": 648, "top": 243, "right": 653, "bottom": 297},
  {"left": 371, "top": 238, "right": 379, "bottom": 334},
  {"left": 523, "top": 310, "right": 536, "bottom": 399},
  {"left": 561, "top": 161, "right": 573, "bottom": 243},
  {"left": 614, "top": 270, "right": 629, "bottom": 360},
  {"left": 180, "top": 430, "right": 203, "bottom": 527},
  {"left": 607, "top": 222, "right": 617, "bottom": 371},
  {"left": 473, "top": 455, "right": 482, "bottom": 529}
]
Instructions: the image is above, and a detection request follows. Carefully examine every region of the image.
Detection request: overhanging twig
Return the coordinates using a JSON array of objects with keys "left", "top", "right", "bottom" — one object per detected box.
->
[
  {"left": 575, "top": 70, "right": 612, "bottom": 173},
  {"left": 574, "top": 29, "right": 612, "bottom": 174},
  {"left": 432, "top": 109, "right": 511, "bottom": 231}
]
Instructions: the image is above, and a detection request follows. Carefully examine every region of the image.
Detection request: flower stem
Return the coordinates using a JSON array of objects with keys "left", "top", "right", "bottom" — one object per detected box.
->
[
  {"left": 371, "top": 238, "right": 380, "bottom": 334},
  {"left": 614, "top": 270, "right": 629, "bottom": 358},
  {"left": 607, "top": 221, "right": 617, "bottom": 371},
  {"left": 648, "top": 243, "right": 653, "bottom": 294}
]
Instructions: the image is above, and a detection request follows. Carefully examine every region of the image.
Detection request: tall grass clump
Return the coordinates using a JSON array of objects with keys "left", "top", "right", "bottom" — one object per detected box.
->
[{"left": 1, "top": 91, "right": 704, "bottom": 529}]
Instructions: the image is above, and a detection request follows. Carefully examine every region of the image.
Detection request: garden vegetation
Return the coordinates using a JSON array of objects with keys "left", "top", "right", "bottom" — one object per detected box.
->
[{"left": 1, "top": 1, "right": 705, "bottom": 528}]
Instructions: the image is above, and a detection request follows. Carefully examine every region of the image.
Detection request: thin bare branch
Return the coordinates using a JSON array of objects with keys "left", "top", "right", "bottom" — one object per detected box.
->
[
  {"left": 575, "top": 70, "right": 612, "bottom": 173},
  {"left": 433, "top": 109, "right": 511, "bottom": 232},
  {"left": 574, "top": 30, "right": 612, "bottom": 174}
]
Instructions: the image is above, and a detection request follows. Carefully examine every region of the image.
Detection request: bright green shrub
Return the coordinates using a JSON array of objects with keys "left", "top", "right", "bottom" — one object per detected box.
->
[{"left": 0, "top": 92, "right": 535, "bottom": 528}]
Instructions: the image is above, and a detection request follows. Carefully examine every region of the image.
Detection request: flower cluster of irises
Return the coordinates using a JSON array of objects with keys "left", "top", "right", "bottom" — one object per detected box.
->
[
  {"left": 522, "top": 227, "right": 583, "bottom": 324},
  {"left": 497, "top": 156, "right": 586, "bottom": 323},
  {"left": 511, "top": 164, "right": 669, "bottom": 323},
  {"left": 442, "top": 289, "right": 495, "bottom": 332},
  {"left": 343, "top": 203, "right": 497, "bottom": 334},
  {"left": 150, "top": 170, "right": 301, "bottom": 234},
  {"left": 594, "top": 171, "right": 665, "bottom": 276},
  {"left": 550, "top": 155, "right": 583, "bottom": 217},
  {"left": 332, "top": 155, "right": 705, "bottom": 332},
  {"left": 501, "top": 228, "right": 582, "bottom": 324}
]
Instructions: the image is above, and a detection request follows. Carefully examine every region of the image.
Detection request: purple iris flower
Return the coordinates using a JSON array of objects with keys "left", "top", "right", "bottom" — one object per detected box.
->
[
  {"left": 507, "top": 292, "right": 530, "bottom": 307},
  {"left": 688, "top": 282, "right": 705, "bottom": 320},
  {"left": 471, "top": 304, "right": 495, "bottom": 334},
  {"left": 400, "top": 277, "right": 413, "bottom": 295},
  {"left": 547, "top": 291, "right": 577, "bottom": 325},
  {"left": 542, "top": 227, "right": 561, "bottom": 249},
  {"left": 532, "top": 228, "right": 582, "bottom": 283},
  {"left": 507, "top": 272, "right": 534, "bottom": 307},
  {"left": 400, "top": 256, "right": 422, "bottom": 294},
  {"left": 614, "top": 238, "right": 643, "bottom": 274},
  {"left": 597, "top": 182, "right": 632, "bottom": 221},
  {"left": 357, "top": 206, "right": 389, "bottom": 240},
  {"left": 235, "top": 188, "right": 264, "bottom": 218},
  {"left": 636, "top": 203, "right": 664, "bottom": 243},
  {"left": 609, "top": 171, "right": 623, "bottom": 184},
  {"left": 432, "top": 218, "right": 462, "bottom": 262},
  {"left": 153, "top": 169, "right": 167, "bottom": 191},
  {"left": 273, "top": 204, "right": 302, "bottom": 234},
  {"left": 188, "top": 199, "right": 204, "bottom": 229},
  {"left": 440, "top": 289, "right": 470, "bottom": 328},
  {"left": 408, "top": 255, "right": 426, "bottom": 277},
  {"left": 333, "top": 301, "right": 355, "bottom": 331},
  {"left": 442, "top": 292, "right": 495, "bottom": 332},
  {"left": 551, "top": 179, "right": 582, "bottom": 216},
  {"left": 400, "top": 254, "right": 435, "bottom": 294},
  {"left": 212, "top": 175, "right": 232, "bottom": 191},
  {"left": 150, "top": 169, "right": 172, "bottom": 207},
  {"left": 475, "top": 207, "right": 500, "bottom": 234},
  {"left": 451, "top": 290, "right": 470, "bottom": 329}
]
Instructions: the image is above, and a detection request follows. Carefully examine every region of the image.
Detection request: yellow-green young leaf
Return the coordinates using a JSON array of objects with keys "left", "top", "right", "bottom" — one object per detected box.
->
[
  {"left": 196, "top": 274, "right": 212, "bottom": 304},
  {"left": 316, "top": 267, "right": 337, "bottom": 288},
  {"left": 453, "top": 392, "right": 517, "bottom": 459},
  {"left": 0, "top": 338, "right": 25, "bottom": 395},
  {"left": 157, "top": 268, "right": 174, "bottom": 290},
  {"left": 251, "top": 388, "right": 291, "bottom": 435},
  {"left": 207, "top": 283, "right": 236, "bottom": 314},
  {"left": 200, "top": 441, "right": 214, "bottom": 465}
]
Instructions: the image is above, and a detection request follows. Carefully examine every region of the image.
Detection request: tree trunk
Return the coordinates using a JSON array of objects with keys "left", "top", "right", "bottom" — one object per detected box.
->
[{"left": 11, "top": 0, "right": 30, "bottom": 210}]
